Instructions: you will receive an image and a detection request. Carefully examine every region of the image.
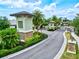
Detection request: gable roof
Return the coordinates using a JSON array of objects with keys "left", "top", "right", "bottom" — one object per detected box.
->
[{"left": 10, "top": 11, "right": 33, "bottom": 16}]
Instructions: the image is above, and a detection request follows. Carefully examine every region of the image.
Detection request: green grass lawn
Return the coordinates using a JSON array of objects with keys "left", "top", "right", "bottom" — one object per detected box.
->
[
  {"left": 61, "top": 50, "right": 79, "bottom": 59},
  {"left": 76, "top": 50, "right": 79, "bottom": 59},
  {"left": 61, "top": 51, "right": 76, "bottom": 59}
]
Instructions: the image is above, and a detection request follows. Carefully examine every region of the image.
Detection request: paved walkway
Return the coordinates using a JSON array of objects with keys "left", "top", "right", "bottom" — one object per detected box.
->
[{"left": 8, "top": 30, "right": 64, "bottom": 59}]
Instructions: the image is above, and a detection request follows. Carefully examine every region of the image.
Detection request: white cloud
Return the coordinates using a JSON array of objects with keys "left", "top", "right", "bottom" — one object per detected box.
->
[
  {"left": 75, "top": 3, "right": 79, "bottom": 8},
  {"left": 0, "top": 0, "right": 11, "bottom": 4},
  {"left": 43, "top": 3, "right": 56, "bottom": 12},
  {"left": 33, "top": 2, "right": 78, "bottom": 19},
  {"left": 0, "top": 0, "right": 42, "bottom": 8},
  {"left": 33, "top": 3, "right": 56, "bottom": 12},
  {"left": 33, "top": 3, "right": 56, "bottom": 18},
  {"left": 33, "top": 0, "right": 41, "bottom": 6},
  {"left": 33, "top": 7, "right": 42, "bottom": 11},
  {"left": 63, "top": 8, "right": 75, "bottom": 15},
  {"left": 67, "top": 9, "right": 74, "bottom": 13},
  {"left": 0, "top": 0, "right": 78, "bottom": 19}
]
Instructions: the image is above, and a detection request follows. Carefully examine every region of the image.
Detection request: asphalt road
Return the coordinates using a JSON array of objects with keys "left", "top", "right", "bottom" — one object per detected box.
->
[{"left": 9, "top": 30, "right": 64, "bottom": 59}]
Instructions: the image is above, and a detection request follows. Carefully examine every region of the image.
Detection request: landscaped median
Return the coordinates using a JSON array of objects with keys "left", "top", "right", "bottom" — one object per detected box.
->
[
  {"left": 0, "top": 28, "right": 48, "bottom": 58},
  {"left": 61, "top": 31, "right": 79, "bottom": 59}
]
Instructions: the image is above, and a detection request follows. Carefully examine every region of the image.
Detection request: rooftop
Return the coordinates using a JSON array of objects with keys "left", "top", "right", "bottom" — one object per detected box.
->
[{"left": 10, "top": 11, "right": 33, "bottom": 16}]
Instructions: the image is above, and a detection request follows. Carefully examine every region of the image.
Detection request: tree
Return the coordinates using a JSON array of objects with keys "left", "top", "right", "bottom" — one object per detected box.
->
[
  {"left": 0, "top": 16, "right": 10, "bottom": 30},
  {"left": 43, "top": 19, "right": 48, "bottom": 26},
  {"left": 63, "top": 18, "right": 69, "bottom": 22},
  {"left": 33, "top": 10, "right": 44, "bottom": 31},
  {"left": 62, "top": 17, "right": 72, "bottom": 26},
  {"left": 51, "top": 16, "right": 62, "bottom": 26},
  {"left": 39, "top": 18, "right": 49, "bottom": 29},
  {"left": 72, "top": 15, "right": 79, "bottom": 35},
  {"left": 51, "top": 15, "right": 58, "bottom": 21}
]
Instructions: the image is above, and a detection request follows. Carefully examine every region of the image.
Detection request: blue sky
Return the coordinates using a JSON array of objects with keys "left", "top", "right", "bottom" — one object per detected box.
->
[{"left": 0, "top": 0, "right": 79, "bottom": 20}]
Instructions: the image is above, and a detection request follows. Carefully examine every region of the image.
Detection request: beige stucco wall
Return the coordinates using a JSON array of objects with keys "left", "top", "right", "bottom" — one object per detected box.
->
[
  {"left": 16, "top": 16, "right": 33, "bottom": 33},
  {"left": 24, "top": 16, "right": 33, "bottom": 31}
]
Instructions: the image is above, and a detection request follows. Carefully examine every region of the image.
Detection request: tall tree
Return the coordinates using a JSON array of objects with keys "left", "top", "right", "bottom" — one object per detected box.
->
[
  {"left": 51, "top": 16, "right": 61, "bottom": 26},
  {"left": 0, "top": 16, "right": 10, "bottom": 30},
  {"left": 33, "top": 10, "right": 44, "bottom": 31},
  {"left": 63, "top": 18, "right": 69, "bottom": 22},
  {"left": 72, "top": 14, "right": 79, "bottom": 35},
  {"left": 41, "top": 18, "right": 48, "bottom": 28}
]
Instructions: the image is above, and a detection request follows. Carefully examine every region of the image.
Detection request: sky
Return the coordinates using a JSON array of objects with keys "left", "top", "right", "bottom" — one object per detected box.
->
[{"left": 0, "top": 0, "right": 79, "bottom": 20}]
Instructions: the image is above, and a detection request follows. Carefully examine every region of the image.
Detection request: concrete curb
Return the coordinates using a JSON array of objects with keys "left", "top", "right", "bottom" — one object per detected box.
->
[
  {"left": 1, "top": 34, "right": 49, "bottom": 59},
  {"left": 54, "top": 31, "right": 67, "bottom": 59},
  {"left": 71, "top": 32, "right": 79, "bottom": 48}
]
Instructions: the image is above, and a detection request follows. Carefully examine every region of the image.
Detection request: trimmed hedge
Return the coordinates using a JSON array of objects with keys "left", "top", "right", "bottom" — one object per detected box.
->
[{"left": 0, "top": 46, "right": 23, "bottom": 57}]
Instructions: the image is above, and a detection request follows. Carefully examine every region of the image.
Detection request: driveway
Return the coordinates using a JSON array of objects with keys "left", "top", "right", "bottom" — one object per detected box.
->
[{"left": 7, "top": 30, "right": 64, "bottom": 59}]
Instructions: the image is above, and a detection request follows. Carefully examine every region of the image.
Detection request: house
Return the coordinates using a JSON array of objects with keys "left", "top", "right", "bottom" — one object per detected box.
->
[
  {"left": 48, "top": 21, "right": 55, "bottom": 27},
  {"left": 10, "top": 11, "right": 33, "bottom": 40},
  {"left": 9, "top": 20, "right": 17, "bottom": 28}
]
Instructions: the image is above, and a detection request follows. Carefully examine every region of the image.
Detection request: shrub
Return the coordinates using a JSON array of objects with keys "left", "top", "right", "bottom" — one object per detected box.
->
[
  {"left": 25, "top": 35, "right": 40, "bottom": 46},
  {"left": 0, "top": 46, "right": 23, "bottom": 58},
  {"left": 33, "top": 32, "right": 47, "bottom": 39},
  {"left": 25, "top": 32, "right": 48, "bottom": 47},
  {"left": 0, "top": 49, "right": 9, "bottom": 57},
  {"left": 9, "top": 46, "right": 23, "bottom": 54},
  {"left": 47, "top": 26, "right": 60, "bottom": 31},
  {"left": 0, "top": 32, "right": 47, "bottom": 58},
  {"left": 55, "top": 26, "right": 60, "bottom": 29},
  {"left": 0, "top": 28, "right": 20, "bottom": 49},
  {"left": 47, "top": 27, "right": 56, "bottom": 31},
  {"left": 48, "top": 28, "right": 55, "bottom": 31}
]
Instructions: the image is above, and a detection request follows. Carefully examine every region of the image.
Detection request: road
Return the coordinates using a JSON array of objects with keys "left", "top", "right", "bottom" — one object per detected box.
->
[{"left": 9, "top": 30, "right": 64, "bottom": 59}]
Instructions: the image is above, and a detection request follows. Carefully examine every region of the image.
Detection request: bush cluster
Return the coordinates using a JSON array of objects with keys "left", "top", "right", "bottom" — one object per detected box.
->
[
  {"left": 0, "top": 28, "right": 19, "bottom": 49},
  {"left": 47, "top": 26, "right": 59, "bottom": 31},
  {"left": 0, "top": 32, "right": 47, "bottom": 58},
  {"left": 25, "top": 32, "right": 48, "bottom": 47}
]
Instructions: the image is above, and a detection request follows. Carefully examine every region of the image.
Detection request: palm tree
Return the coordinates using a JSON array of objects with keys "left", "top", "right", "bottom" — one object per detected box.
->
[
  {"left": 33, "top": 10, "right": 44, "bottom": 31},
  {"left": 51, "top": 15, "right": 61, "bottom": 26}
]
